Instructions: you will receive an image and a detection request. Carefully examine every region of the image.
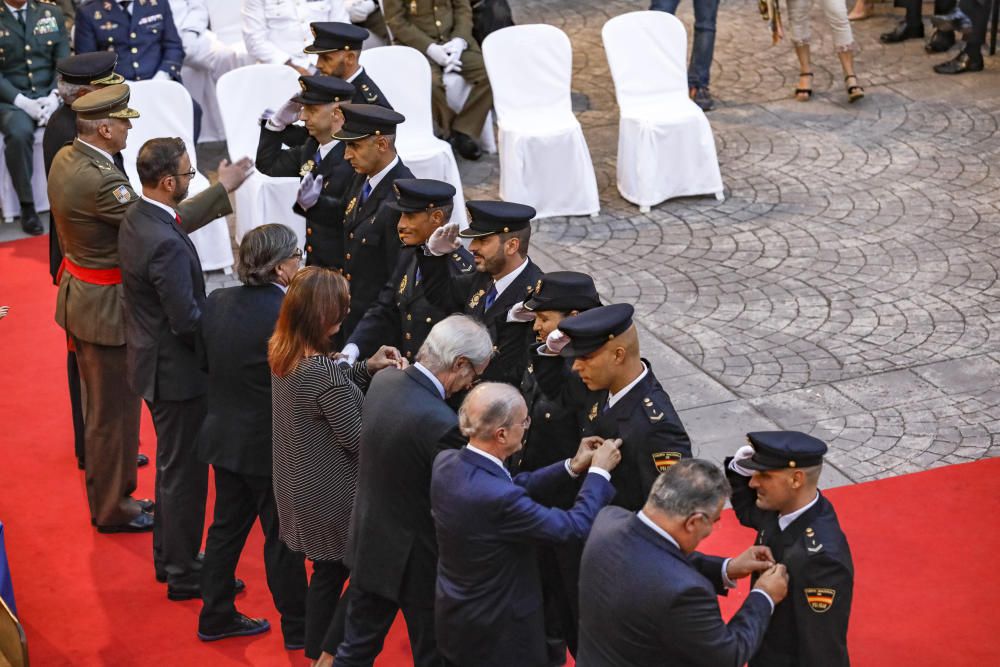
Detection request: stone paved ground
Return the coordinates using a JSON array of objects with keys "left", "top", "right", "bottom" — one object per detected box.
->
[{"left": 7, "top": 0, "right": 997, "bottom": 486}]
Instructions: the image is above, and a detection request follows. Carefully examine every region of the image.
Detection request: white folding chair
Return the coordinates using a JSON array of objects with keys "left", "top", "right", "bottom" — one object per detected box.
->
[
  {"left": 0, "top": 128, "right": 48, "bottom": 222},
  {"left": 482, "top": 25, "right": 599, "bottom": 219},
  {"left": 602, "top": 12, "right": 724, "bottom": 210},
  {"left": 359, "top": 46, "right": 468, "bottom": 228},
  {"left": 122, "top": 80, "right": 235, "bottom": 273},
  {"left": 215, "top": 64, "right": 307, "bottom": 247}
]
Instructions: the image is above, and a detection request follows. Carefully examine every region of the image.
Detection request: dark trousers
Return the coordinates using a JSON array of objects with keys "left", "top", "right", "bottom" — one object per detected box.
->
[
  {"left": 0, "top": 104, "right": 36, "bottom": 205},
  {"left": 553, "top": 540, "right": 585, "bottom": 656},
  {"left": 73, "top": 339, "right": 142, "bottom": 526},
  {"left": 199, "top": 466, "right": 307, "bottom": 643},
  {"left": 147, "top": 396, "right": 209, "bottom": 586},
  {"left": 67, "top": 350, "right": 86, "bottom": 465},
  {"left": 430, "top": 48, "right": 492, "bottom": 139},
  {"left": 905, "top": 0, "right": 956, "bottom": 27},
  {"left": 305, "top": 559, "right": 349, "bottom": 659},
  {"left": 335, "top": 585, "right": 441, "bottom": 667},
  {"left": 961, "top": 0, "right": 990, "bottom": 54}
]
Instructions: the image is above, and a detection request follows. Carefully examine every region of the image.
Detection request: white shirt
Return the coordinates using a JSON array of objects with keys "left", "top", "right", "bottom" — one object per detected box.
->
[
  {"left": 606, "top": 362, "right": 648, "bottom": 409},
  {"left": 140, "top": 195, "right": 178, "bottom": 220},
  {"left": 271, "top": 282, "right": 288, "bottom": 293},
  {"left": 345, "top": 66, "right": 363, "bottom": 83},
  {"left": 366, "top": 154, "right": 399, "bottom": 192},
  {"left": 778, "top": 493, "right": 820, "bottom": 532},
  {"left": 492, "top": 256, "right": 529, "bottom": 301},
  {"left": 317, "top": 139, "right": 339, "bottom": 161},
  {"left": 242, "top": 0, "right": 349, "bottom": 69},
  {"left": 466, "top": 445, "right": 511, "bottom": 479},
  {"left": 413, "top": 362, "right": 445, "bottom": 399},
  {"left": 4, "top": 2, "right": 25, "bottom": 19},
  {"left": 77, "top": 139, "right": 115, "bottom": 166}
]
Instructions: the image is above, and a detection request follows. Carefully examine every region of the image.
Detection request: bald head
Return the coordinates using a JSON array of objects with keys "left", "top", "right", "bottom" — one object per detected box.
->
[{"left": 458, "top": 382, "right": 529, "bottom": 458}]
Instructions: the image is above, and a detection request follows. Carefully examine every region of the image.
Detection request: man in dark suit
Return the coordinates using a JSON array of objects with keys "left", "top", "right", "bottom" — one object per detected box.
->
[
  {"left": 307, "top": 22, "right": 391, "bottom": 108},
  {"left": 345, "top": 178, "right": 474, "bottom": 363},
  {"left": 431, "top": 382, "right": 621, "bottom": 667},
  {"left": 577, "top": 458, "right": 789, "bottom": 666},
  {"left": 725, "top": 432, "right": 854, "bottom": 667},
  {"left": 196, "top": 224, "right": 308, "bottom": 646},
  {"left": 255, "top": 75, "right": 357, "bottom": 270},
  {"left": 333, "top": 103, "right": 413, "bottom": 338},
  {"left": 118, "top": 137, "right": 253, "bottom": 597},
  {"left": 335, "top": 315, "right": 494, "bottom": 667}
]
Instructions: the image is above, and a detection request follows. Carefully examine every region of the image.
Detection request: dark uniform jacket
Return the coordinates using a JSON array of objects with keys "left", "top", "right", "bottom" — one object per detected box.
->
[
  {"left": 50, "top": 139, "right": 231, "bottom": 346},
  {"left": 119, "top": 198, "right": 214, "bottom": 402},
  {"left": 340, "top": 157, "right": 413, "bottom": 338},
  {"left": 431, "top": 447, "right": 615, "bottom": 667},
  {"left": 347, "top": 245, "right": 474, "bottom": 361},
  {"left": 0, "top": 0, "right": 69, "bottom": 104},
  {"left": 75, "top": 0, "right": 183, "bottom": 81},
  {"left": 345, "top": 365, "right": 466, "bottom": 605},
  {"left": 197, "top": 284, "right": 284, "bottom": 478},
  {"left": 726, "top": 466, "right": 854, "bottom": 667},
  {"left": 255, "top": 123, "right": 356, "bottom": 270},
  {"left": 577, "top": 506, "right": 773, "bottom": 667},
  {"left": 350, "top": 66, "right": 390, "bottom": 108}
]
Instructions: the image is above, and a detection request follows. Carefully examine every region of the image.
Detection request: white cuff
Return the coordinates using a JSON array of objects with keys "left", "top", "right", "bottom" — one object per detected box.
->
[
  {"left": 341, "top": 343, "right": 360, "bottom": 365},
  {"left": 750, "top": 589, "right": 776, "bottom": 614},
  {"left": 535, "top": 343, "right": 559, "bottom": 357},
  {"left": 720, "top": 558, "right": 737, "bottom": 589},
  {"left": 588, "top": 467, "right": 612, "bottom": 482},
  {"left": 728, "top": 458, "right": 754, "bottom": 477},
  {"left": 564, "top": 459, "right": 579, "bottom": 478}
]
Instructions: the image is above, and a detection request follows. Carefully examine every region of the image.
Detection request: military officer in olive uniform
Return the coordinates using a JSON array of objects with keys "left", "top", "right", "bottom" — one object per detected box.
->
[
  {"left": 344, "top": 178, "right": 473, "bottom": 363},
  {"left": 306, "top": 22, "right": 391, "bottom": 109},
  {"left": 49, "top": 83, "right": 244, "bottom": 532},
  {"left": 381, "top": 0, "right": 491, "bottom": 160},
  {"left": 0, "top": 0, "right": 70, "bottom": 235},
  {"left": 256, "top": 75, "right": 357, "bottom": 270},
  {"left": 333, "top": 102, "right": 413, "bottom": 339},
  {"left": 726, "top": 432, "right": 854, "bottom": 667}
]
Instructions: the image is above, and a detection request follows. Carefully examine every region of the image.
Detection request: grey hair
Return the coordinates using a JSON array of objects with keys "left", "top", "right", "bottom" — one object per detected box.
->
[
  {"left": 458, "top": 382, "right": 525, "bottom": 440},
  {"left": 416, "top": 315, "right": 492, "bottom": 373},
  {"left": 57, "top": 77, "right": 96, "bottom": 104},
  {"left": 236, "top": 224, "right": 298, "bottom": 286},
  {"left": 76, "top": 116, "right": 111, "bottom": 137},
  {"left": 647, "top": 459, "right": 732, "bottom": 518}
]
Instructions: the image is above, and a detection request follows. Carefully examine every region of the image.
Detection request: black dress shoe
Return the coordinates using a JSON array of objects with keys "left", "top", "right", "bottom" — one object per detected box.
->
[
  {"left": 197, "top": 613, "right": 270, "bottom": 641},
  {"left": 690, "top": 87, "right": 715, "bottom": 112},
  {"left": 96, "top": 512, "right": 154, "bottom": 534},
  {"left": 19, "top": 208, "right": 43, "bottom": 236},
  {"left": 931, "top": 9, "right": 972, "bottom": 33},
  {"left": 451, "top": 131, "right": 482, "bottom": 160},
  {"left": 136, "top": 498, "right": 155, "bottom": 513},
  {"left": 880, "top": 20, "right": 924, "bottom": 43},
  {"left": 137, "top": 453, "right": 149, "bottom": 467},
  {"left": 925, "top": 29, "right": 956, "bottom": 52},
  {"left": 934, "top": 51, "right": 984, "bottom": 74},
  {"left": 168, "top": 577, "right": 246, "bottom": 601}
]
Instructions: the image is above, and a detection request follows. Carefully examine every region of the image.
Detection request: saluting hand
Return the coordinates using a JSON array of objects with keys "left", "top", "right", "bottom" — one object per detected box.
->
[
  {"left": 726, "top": 545, "right": 776, "bottom": 580},
  {"left": 217, "top": 157, "right": 255, "bottom": 192},
  {"left": 426, "top": 222, "right": 461, "bottom": 256}
]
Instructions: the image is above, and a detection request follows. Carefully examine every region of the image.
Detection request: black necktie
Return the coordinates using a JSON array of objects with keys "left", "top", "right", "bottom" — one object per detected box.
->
[
  {"left": 113, "top": 152, "right": 126, "bottom": 175},
  {"left": 119, "top": 1, "right": 132, "bottom": 15},
  {"left": 15, "top": 9, "right": 25, "bottom": 27}
]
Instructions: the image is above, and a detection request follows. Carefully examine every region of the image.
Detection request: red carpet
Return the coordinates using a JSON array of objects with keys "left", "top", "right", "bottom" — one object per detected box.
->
[{"left": 2, "top": 235, "right": 999, "bottom": 666}]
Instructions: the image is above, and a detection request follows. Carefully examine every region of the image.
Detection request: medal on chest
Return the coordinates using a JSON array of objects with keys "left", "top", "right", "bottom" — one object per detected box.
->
[
  {"left": 299, "top": 159, "right": 314, "bottom": 177},
  {"left": 468, "top": 288, "right": 486, "bottom": 309},
  {"left": 399, "top": 274, "right": 408, "bottom": 294},
  {"left": 345, "top": 196, "right": 357, "bottom": 216}
]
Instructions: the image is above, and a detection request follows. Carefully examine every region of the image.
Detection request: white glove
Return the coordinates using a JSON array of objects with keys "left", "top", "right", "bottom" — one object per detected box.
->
[
  {"left": 36, "top": 90, "right": 61, "bottom": 126},
  {"left": 442, "top": 37, "right": 467, "bottom": 56},
  {"left": 266, "top": 99, "right": 303, "bottom": 131},
  {"left": 545, "top": 329, "right": 570, "bottom": 355},
  {"left": 296, "top": 173, "right": 324, "bottom": 211},
  {"left": 729, "top": 444, "right": 756, "bottom": 477},
  {"left": 507, "top": 301, "right": 536, "bottom": 323},
  {"left": 13, "top": 94, "right": 43, "bottom": 121},
  {"left": 426, "top": 43, "right": 450, "bottom": 67},
  {"left": 153, "top": 70, "right": 172, "bottom": 81},
  {"left": 340, "top": 344, "right": 360, "bottom": 366},
  {"left": 425, "top": 222, "right": 461, "bottom": 256},
  {"left": 347, "top": 0, "right": 377, "bottom": 22},
  {"left": 443, "top": 58, "right": 463, "bottom": 74}
]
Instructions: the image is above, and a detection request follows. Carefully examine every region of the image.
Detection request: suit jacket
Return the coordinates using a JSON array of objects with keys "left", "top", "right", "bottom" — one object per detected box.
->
[
  {"left": 75, "top": 0, "right": 184, "bottom": 81},
  {"left": 727, "top": 466, "right": 854, "bottom": 667},
  {"left": 577, "top": 506, "right": 773, "bottom": 667},
  {"left": 348, "top": 244, "right": 474, "bottom": 361},
  {"left": 0, "top": 0, "right": 69, "bottom": 104},
  {"left": 197, "top": 283, "right": 284, "bottom": 477},
  {"left": 340, "top": 158, "right": 413, "bottom": 338},
  {"left": 119, "top": 198, "right": 214, "bottom": 401},
  {"left": 345, "top": 365, "right": 465, "bottom": 605},
  {"left": 431, "top": 447, "right": 615, "bottom": 667},
  {"left": 50, "top": 139, "right": 231, "bottom": 346},
  {"left": 351, "top": 66, "right": 391, "bottom": 108},
  {"left": 255, "top": 124, "right": 356, "bottom": 269}
]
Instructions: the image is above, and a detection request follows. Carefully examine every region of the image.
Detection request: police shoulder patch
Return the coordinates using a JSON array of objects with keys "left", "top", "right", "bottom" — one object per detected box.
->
[
  {"left": 652, "top": 451, "right": 682, "bottom": 472},
  {"left": 804, "top": 587, "right": 836, "bottom": 613},
  {"left": 113, "top": 184, "right": 132, "bottom": 203}
]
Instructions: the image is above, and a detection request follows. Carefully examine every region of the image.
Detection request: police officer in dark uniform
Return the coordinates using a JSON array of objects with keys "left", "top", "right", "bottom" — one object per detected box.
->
[
  {"left": 344, "top": 178, "right": 473, "bottom": 363},
  {"left": 726, "top": 431, "right": 854, "bottom": 667},
  {"left": 0, "top": 0, "right": 70, "bottom": 235},
  {"left": 255, "top": 75, "right": 357, "bottom": 270},
  {"left": 333, "top": 102, "right": 413, "bottom": 338},
  {"left": 306, "top": 21, "right": 391, "bottom": 108}
]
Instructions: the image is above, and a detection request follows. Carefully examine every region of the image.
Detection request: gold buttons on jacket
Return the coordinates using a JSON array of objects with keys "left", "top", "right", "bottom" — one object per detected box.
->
[
  {"left": 306, "top": 245, "right": 313, "bottom": 252},
  {"left": 345, "top": 253, "right": 352, "bottom": 260},
  {"left": 346, "top": 273, "right": 352, "bottom": 281},
  {"left": 349, "top": 232, "right": 354, "bottom": 239},
  {"left": 131, "top": 47, "right": 138, "bottom": 53},
  {"left": 306, "top": 228, "right": 313, "bottom": 236},
  {"left": 425, "top": 317, "right": 432, "bottom": 323},
  {"left": 406, "top": 314, "right": 412, "bottom": 321},
  {"left": 405, "top": 333, "right": 412, "bottom": 340}
]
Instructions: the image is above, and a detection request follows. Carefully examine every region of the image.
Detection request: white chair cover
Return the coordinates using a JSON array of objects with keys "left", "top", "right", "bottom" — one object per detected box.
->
[
  {"left": 205, "top": 0, "right": 244, "bottom": 48},
  {"left": 359, "top": 46, "right": 468, "bottom": 228},
  {"left": 215, "top": 64, "right": 306, "bottom": 247},
  {"left": 602, "top": 11, "right": 724, "bottom": 208},
  {"left": 122, "top": 81, "right": 235, "bottom": 272},
  {"left": 482, "top": 25, "right": 599, "bottom": 219},
  {"left": 0, "top": 128, "right": 47, "bottom": 222}
]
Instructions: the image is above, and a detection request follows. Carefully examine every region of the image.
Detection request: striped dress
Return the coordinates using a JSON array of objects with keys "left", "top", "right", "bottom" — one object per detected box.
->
[{"left": 272, "top": 355, "right": 372, "bottom": 561}]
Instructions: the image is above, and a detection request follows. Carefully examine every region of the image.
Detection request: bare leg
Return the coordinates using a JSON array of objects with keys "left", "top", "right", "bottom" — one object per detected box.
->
[
  {"left": 848, "top": 0, "right": 871, "bottom": 20},
  {"left": 839, "top": 50, "right": 865, "bottom": 101},
  {"left": 794, "top": 44, "right": 814, "bottom": 101}
]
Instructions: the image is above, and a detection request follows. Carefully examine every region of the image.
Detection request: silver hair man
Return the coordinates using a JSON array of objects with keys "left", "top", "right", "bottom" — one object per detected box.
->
[
  {"left": 416, "top": 315, "right": 493, "bottom": 398},
  {"left": 647, "top": 458, "right": 732, "bottom": 519}
]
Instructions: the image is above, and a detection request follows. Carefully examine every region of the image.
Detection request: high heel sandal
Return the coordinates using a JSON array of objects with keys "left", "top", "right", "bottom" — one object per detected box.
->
[
  {"left": 795, "top": 72, "right": 814, "bottom": 101},
  {"left": 845, "top": 74, "right": 865, "bottom": 103}
]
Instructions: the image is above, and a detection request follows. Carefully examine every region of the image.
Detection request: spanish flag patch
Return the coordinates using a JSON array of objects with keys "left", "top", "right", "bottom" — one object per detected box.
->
[{"left": 804, "top": 588, "right": 836, "bottom": 613}]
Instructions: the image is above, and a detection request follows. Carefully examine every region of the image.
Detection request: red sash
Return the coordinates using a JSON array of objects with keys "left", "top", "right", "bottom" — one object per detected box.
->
[{"left": 56, "top": 258, "right": 122, "bottom": 285}]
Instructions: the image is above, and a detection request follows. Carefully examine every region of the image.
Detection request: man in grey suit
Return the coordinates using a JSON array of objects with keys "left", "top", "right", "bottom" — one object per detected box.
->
[
  {"left": 577, "top": 459, "right": 790, "bottom": 667},
  {"left": 336, "top": 315, "right": 493, "bottom": 667},
  {"left": 118, "top": 137, "right": 252, "bottom": 600}
]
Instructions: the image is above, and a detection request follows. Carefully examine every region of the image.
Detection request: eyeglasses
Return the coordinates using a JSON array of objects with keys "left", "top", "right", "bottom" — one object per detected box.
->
[
  {"left": 286, "top": 248, "right": 303, "bottom": 262},
  {"left": 174, "top": 169, "right": 197, "bottom": 179}
]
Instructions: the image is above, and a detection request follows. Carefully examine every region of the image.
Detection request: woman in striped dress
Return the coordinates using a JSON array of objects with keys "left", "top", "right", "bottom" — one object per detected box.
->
[{"left": 269, "top": 266, "right": 405, "bottom": 666}]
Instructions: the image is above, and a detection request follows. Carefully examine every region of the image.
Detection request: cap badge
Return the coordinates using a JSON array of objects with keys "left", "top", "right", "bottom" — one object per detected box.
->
[
  {"left": 804, "top": 588, "right": 836, "bottom": 613},
  {"left": 652, "top": 451, "right": 682, "bottom": 472},
  {"left": 299, "top": 159, "right": 314, "bottom": 177},
  {"left": 299, "top": 79, "right": 307, "bottom": 91}
]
